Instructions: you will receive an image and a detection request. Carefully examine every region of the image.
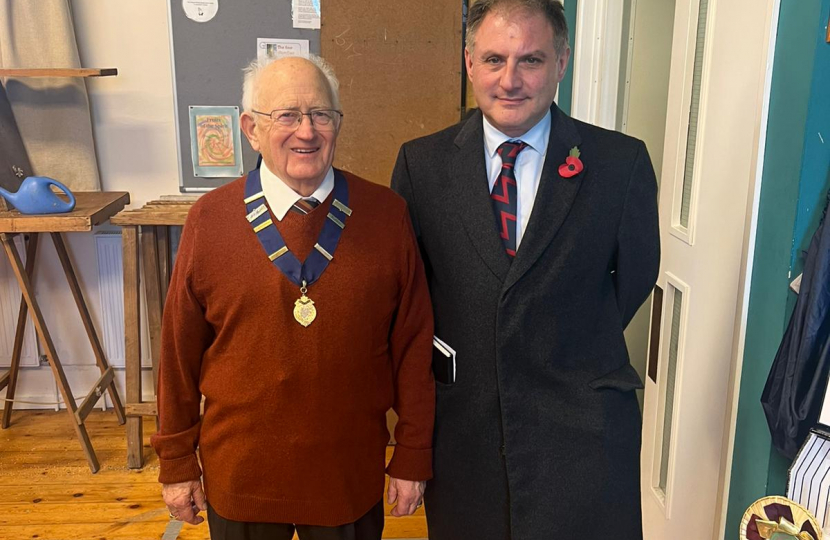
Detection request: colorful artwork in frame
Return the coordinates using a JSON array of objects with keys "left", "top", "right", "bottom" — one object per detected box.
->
[{"left": 188, "top": 106, "right": 244, "bottom": 178}]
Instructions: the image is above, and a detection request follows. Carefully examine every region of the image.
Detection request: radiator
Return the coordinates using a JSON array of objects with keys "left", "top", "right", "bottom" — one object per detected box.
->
[
  {"left": 94, "top": 229, "right": 182, "bottom": 369},
  {"left": 94, "top": 232, "right": 126, "bottom": 368}
]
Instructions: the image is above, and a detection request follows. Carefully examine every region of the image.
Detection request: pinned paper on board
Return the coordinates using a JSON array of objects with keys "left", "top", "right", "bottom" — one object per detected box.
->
[
  {"left": 292, "top": 0, "right": 321, "bottom": 29},
  {"left": 257, "top": 38, "right": 310, "bottom": 62},
  {"left": 188, "top": 106, "right": 244, "bottom": 178},
  {"left": 182, "top": 0, "right": 218, "bottom": 23}
]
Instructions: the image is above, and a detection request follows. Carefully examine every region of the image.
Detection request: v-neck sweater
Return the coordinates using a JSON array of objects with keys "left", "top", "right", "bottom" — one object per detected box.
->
[{"left": 151, "top": 170, "right": 435, "bottom": 526}]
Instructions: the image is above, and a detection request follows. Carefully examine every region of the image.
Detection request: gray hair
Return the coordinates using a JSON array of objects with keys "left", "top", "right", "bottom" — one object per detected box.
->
[
  {"left": 241, "top": 54, "right": 341, "bottom": 113},
  {"left": 466, "top": 0, "right": 568, "bottom": 56}
]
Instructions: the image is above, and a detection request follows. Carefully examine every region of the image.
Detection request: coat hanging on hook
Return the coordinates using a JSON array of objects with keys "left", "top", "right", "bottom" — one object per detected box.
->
[{"left": 762, "top": 192, "right": 830, "bottom": 459}]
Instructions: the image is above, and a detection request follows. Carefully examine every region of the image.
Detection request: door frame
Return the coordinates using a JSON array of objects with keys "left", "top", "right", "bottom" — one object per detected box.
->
[
  {"left": 570, "top": 0, "right": 625, "bottom": 128},
  {"left": 570, "top": 1, "right": 781, "bottom": 536},
  {"left": 712, "top": 1, "right": 781, "bottom": 537},
  {"left": 635, "top": 0, "right": 781, "bottom": 537}
]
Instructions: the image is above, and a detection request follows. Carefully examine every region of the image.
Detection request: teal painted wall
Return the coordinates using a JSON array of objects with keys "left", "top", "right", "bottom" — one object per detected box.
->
[
  {"left": 724, "top": 0, "right": 828, "bottom": 536},
  {"left": 558, "top": 0, "right": 577, "bottom": 115},
  {"left": 770, "top": 0, "right": 830, "bottom": 496},
  {"left": 789, "top": 6, "right": 830, "bottom": 288}
]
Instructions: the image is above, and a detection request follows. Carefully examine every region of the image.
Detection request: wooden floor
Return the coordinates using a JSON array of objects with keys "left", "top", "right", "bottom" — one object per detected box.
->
[{"left": 0, "top": 410, "right": 427, "bottom": 540}]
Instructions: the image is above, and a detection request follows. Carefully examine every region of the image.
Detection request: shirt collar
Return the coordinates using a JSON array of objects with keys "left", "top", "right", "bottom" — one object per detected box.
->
[
  {"left": 483, "top": 110, "right": 552, "bottom": 159},
  {"left": 259, "top": 161, "right": 334, "bottom": 221}
]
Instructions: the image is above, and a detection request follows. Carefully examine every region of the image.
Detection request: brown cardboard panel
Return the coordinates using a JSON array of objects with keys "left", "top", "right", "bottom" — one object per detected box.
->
[{"left": 322, "top": 2, "right": 463, "bottom": 186}]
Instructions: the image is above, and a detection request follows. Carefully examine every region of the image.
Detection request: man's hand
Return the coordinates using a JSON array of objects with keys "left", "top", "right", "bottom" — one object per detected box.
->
[
  {"left": 387, "top": 477, "right": 426, "bottom": 517},
  {"left": 162, "top": 480, "right": 207, "bottom": 525}
]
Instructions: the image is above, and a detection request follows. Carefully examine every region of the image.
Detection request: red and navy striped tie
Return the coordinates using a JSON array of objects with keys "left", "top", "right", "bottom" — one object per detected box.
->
[{"left": 491, "top": 140, "right": 528, "bottom": 257}]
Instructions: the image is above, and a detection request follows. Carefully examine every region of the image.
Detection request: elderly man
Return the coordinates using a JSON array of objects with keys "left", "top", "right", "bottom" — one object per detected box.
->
[
  {"left": 151, "top": 55, "right": 435, "bottom": 540},
  {"left": 391, "top": 1, "right": 660, "bottom": 539}
]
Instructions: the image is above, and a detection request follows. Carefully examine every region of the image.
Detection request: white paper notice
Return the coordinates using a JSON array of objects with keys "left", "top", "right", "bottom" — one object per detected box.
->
[
  {"left": 182, "top": 0, "right": 218, "bottom": 23},
  {"left": 292, "top": 0, "right": 321, "bottom": 29},
  {"left": 257, "top": 38, "right": 310, "bottom": 62}
]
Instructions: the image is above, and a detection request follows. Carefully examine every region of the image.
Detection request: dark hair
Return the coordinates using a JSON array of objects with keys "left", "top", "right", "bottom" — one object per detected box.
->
[{"left": 466, "top": 0, "right": 568, "bottom": 56}]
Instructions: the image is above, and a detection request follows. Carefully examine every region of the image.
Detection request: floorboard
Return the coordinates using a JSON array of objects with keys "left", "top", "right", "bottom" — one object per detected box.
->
[{"left": 0, "top": 410, "right": 427, "bottom": 539}]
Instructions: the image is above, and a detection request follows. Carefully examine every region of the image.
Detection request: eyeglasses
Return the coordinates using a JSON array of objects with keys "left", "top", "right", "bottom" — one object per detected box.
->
[{"left": 252, "top": 109, "right": 343, "bottom": 131}]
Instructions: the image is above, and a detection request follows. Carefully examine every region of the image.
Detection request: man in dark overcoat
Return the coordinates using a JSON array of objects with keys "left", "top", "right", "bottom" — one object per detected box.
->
[{"left": 390, "top": 1, "right": 660, "bottom": 538}]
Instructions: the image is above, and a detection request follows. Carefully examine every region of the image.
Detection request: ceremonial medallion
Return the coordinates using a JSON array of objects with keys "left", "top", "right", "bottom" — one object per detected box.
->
[
  {"left": 293, "top": 282, "right": 317, "bottom": 327},
  {"left": 244, "top": 167, "right": 351, "bottom": 330}
]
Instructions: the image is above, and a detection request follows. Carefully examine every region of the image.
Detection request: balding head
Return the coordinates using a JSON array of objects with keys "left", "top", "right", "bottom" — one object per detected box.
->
[{"left": 241, "top": 54, "right": 340, "bottom": 114}]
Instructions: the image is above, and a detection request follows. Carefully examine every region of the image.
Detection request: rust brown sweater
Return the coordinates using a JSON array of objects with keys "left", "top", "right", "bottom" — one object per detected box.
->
[{"left": 150, "top": 171, "right": 435, "bottom": 526}]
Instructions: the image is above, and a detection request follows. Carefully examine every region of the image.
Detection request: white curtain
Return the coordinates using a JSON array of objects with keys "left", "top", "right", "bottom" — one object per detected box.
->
[{"left": 0, "top": 0, "right": 100, "bottom": 191}]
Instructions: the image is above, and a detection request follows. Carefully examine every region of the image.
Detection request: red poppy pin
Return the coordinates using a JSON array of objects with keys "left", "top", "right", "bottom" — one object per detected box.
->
[{"left": 559, "top": 146, "right": 583, "bottom": 178}]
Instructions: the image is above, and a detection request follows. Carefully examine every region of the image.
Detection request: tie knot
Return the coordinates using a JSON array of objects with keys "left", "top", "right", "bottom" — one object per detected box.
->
[
  {"left": 497, "top": 140, "right": 528, "bottom": 166},
  {"left": 292, "top": 197, "right": 320, "bottom": 214}
]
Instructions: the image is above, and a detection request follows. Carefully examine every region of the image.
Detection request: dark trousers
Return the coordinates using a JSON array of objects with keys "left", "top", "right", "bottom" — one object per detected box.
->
[{"left": 207, "top": 500, "right": 385, "bottom": 540}]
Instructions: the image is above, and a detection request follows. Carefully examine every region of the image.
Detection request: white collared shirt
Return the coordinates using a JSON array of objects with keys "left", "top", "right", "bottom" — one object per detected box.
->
[
  {"left": 483, "top": 111, "right": 551, "bottom": 248},
  {"left": 259, "top": 161, "right": 334, "bottom": 221}
]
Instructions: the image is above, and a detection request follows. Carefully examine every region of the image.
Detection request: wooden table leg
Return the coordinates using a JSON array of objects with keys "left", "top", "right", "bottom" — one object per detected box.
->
[
  {"left": 144, "top": 225, "right": 168, "bottom": 432},
  {"left": 51, "top": 232, "right": 126, "bottom": 425},
  {"left": 141, "top": 226, "right": 163, "bottom": 398},
  {"left": 1, "top": 233, "right": 39, "bottom": 429},
  {"left": 156, "top": 227, "right": 172, "bottom": 431},
  {"left": 157, "top": 226, "right": 171, "bottom": 308},
  {"left": 123, "top": 226, "right": 144, "bottom": 469},
  {"left": 157, "top": 226, "right": 172, "bottom": 432},
  {"left": 0, "top": 233, "right": 100, "bottom": 473}
]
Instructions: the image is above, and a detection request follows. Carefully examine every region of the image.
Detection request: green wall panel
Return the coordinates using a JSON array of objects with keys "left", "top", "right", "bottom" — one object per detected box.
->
[{"left": 789, "top": 1, "right": 830, "bottom": 284}]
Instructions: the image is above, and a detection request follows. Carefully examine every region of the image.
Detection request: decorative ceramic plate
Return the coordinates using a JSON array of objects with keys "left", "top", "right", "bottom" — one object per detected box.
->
[{"left": 740, "top": 495, "right": 822, "bottom": 540}]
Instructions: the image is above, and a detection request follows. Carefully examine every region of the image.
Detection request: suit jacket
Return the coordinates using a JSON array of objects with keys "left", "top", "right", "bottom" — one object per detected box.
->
[{"left": 391, "top": 105, "right": 660, "bottom": 540}]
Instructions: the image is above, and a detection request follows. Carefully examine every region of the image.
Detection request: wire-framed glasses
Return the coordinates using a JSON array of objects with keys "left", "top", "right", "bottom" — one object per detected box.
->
[{"left": 252, "top": 109, "right": 343, "bottom": 132}]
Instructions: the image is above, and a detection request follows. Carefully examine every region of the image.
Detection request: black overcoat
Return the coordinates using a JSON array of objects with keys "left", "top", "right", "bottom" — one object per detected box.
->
[
  {"left": 762, "top": 194, "right": 830, "bottom": 459},
  {"left": 391, "top": 105, "right": 660, "bottom": 540}
]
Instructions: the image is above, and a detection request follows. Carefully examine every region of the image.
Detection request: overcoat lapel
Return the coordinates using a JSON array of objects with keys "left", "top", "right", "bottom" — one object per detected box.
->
[
  {"left": 450, "top": 109, "right": 512, "bottom": 282},
  {"left": 505, "top": 106, "right": 583, "bottom": 291}
]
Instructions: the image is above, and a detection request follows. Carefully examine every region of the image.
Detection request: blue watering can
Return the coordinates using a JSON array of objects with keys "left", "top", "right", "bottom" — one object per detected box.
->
[{"left": 0, "top": 176, "right": 76, "bottom": 214}]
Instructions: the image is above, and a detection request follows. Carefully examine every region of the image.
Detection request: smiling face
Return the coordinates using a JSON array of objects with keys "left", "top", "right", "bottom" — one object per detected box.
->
[
  {"left": 465, "top": 8, "right": 570, "bottom": 137},
  {"left": 240, "top": 58, "right": 339, "bottom": 194}
]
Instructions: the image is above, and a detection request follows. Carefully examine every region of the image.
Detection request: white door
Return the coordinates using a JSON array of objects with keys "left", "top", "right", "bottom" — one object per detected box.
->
[{"left": 639, "top": 0, "right": 779, "bottom": 538}]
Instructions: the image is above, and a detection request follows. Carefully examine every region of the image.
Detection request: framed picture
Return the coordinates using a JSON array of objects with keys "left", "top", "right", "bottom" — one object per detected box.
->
[{"left": 188, "top": 105, "right": 244, "bottom": 178}]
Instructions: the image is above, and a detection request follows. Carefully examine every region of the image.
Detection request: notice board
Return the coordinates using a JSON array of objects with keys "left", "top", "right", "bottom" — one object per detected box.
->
[
  {"left": 169, "top": 0, "right": 463, "bottom": 191},
  {"left": 168, "top": 1, "right": 320, "bottom": 192}
]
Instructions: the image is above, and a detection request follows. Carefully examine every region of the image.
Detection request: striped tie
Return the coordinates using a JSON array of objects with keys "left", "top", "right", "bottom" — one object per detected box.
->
[
  {"left": 291, "top": 197, "right": 320, "bottom": 214},
  {"left": 491, "top": 140, "right": 528, "bottom": 257}
]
